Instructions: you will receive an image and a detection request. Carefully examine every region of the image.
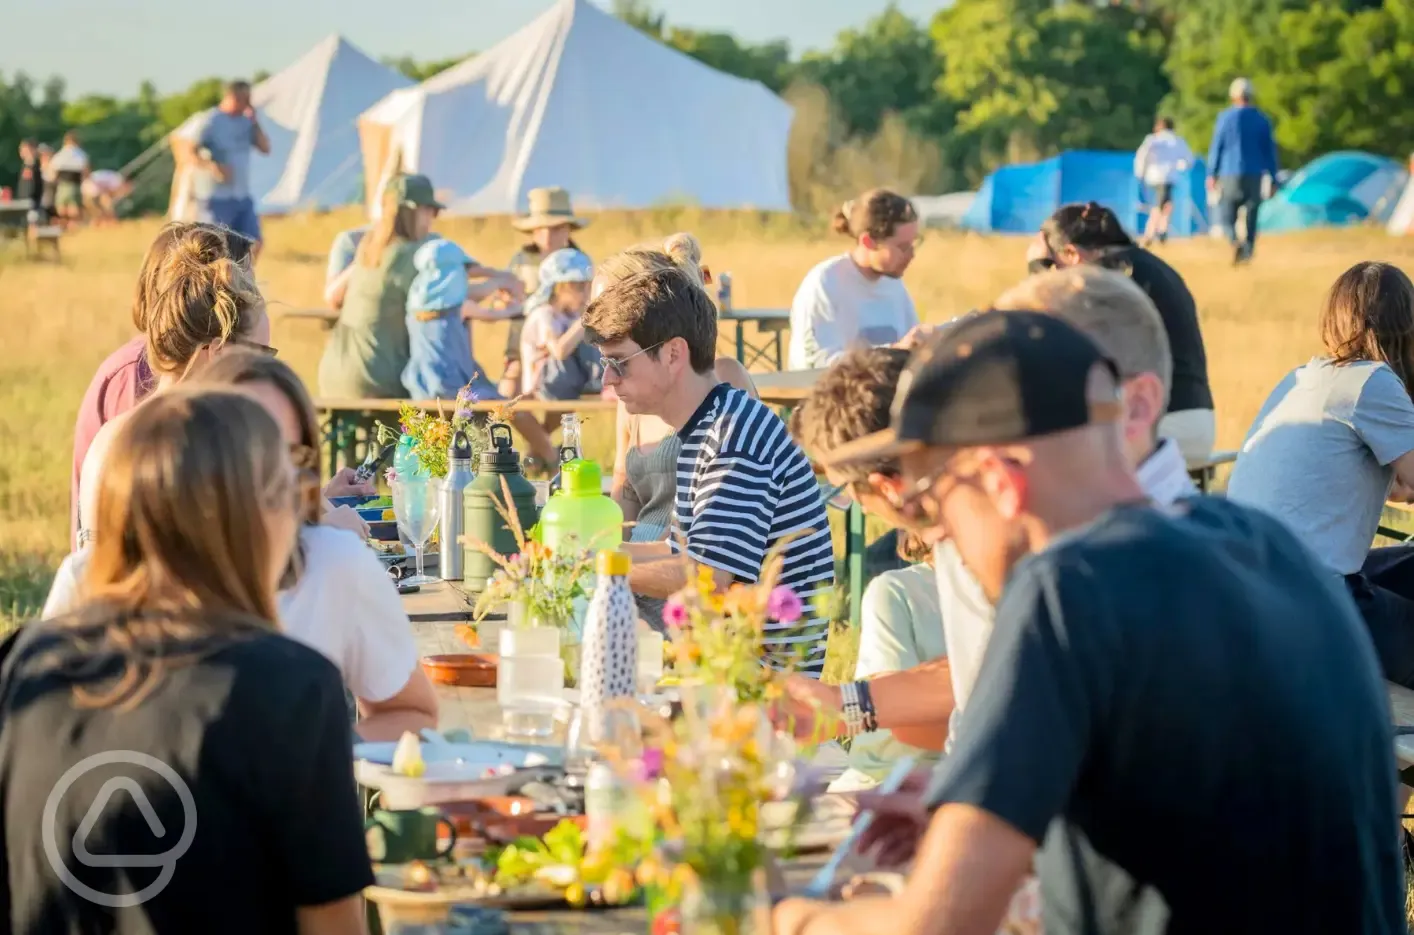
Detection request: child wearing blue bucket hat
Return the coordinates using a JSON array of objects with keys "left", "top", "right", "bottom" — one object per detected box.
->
[
  {"left": 518, "top": 247, "right": 600, "bottom": 400},
  {"left": 401, "top": 237, "right": 506, "bottom": 402}
]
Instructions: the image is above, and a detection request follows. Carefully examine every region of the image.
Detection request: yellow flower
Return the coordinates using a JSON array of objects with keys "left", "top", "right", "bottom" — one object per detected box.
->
[{"left": 696, "top": 564, "right": 715, "bottom": 591}]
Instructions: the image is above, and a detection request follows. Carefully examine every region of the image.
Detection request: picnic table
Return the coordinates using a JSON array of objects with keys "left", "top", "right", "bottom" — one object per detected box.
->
[
  {"left": 721, "top": 307, "right": 791, "bottom": 371},
  {"left": 376, "top": 581, "right": 850, "bottom": 933}
]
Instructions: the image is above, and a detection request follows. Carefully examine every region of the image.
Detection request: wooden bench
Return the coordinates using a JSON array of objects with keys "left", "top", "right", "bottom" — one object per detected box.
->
[
  {"left": 274, "top": 307, "right": 339, "bottom": 329},
  {"left": 26, "top": 224, "right": 61, "bottom": 261}
]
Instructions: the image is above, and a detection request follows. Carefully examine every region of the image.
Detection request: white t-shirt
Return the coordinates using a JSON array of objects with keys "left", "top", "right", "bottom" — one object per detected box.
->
[
  {"left": 48, "top": 144, "right": 89, "bottom": 176},
  {"left": 787, "top": 254, "right": 917, "bottom": 370},
  {"left": 519, "top": 303, "right": 578, "bottom": 395},
  {"left": 42, "top": 525, "right": 417, "bottom": 704}
]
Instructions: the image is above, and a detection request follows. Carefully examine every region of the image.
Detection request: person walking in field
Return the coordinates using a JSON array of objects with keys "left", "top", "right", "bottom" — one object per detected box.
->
[
  {"left": 1207, "top": 77, "right": 1279, "bottom": 265},
  {"left": 1134, "top": 116, "right": 1193, "bottom": 247},
  {"left": 174, "top": 80, "right": 271, "bottom": 261}
]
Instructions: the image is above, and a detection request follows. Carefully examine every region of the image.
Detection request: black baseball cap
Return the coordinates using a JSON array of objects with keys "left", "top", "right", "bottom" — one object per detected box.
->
[{"left": 821, "top": 309, "right": 1123, "bottom": 467}]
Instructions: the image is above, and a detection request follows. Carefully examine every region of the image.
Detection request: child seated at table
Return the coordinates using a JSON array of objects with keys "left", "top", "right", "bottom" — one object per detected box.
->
[
  {"left": 519, "top": 248, "right": 601, "bottom": 401},
  {"left": 402, "top": 237, "right": 502, "bottom": 402}
]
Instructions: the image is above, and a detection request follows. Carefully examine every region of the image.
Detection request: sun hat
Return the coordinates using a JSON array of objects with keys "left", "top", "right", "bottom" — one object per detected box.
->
[
  {"left": 821, "top": 310, "right": 1123, "bottom": 467},
  {"left": 408, "top": 237, "right": 475, "bottom": 313},
  {"left": 392, "top": 174, "right": 445, "bottom": 210},
  {"left": 511, "top": 187, "right": 590, "bottom": 232},
  {"left": 529, "top": 248, "right": 595, "bottom": 307}
]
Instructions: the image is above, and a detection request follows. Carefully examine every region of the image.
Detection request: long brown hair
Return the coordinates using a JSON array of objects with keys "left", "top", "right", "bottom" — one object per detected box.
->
[
  {"left": 143, "top": 226, "right": 265, "bottom": 380},
  {"left": 356, "top": 188, "right": 423, "bottom": 268},
  {"left": 1320, "top": 261, "right": 1414, "bottom": 393},
  {"left": 74, "top": 388, "right": 296, "bottom": 708}
]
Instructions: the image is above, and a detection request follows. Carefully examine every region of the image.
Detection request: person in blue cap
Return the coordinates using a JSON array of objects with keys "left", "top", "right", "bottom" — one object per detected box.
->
[
  {"left": 518, "top": 247, "right": 601, "bottom": 401},
  {"left": 401, "top": 237, "right": 557, "bottom": 462}
]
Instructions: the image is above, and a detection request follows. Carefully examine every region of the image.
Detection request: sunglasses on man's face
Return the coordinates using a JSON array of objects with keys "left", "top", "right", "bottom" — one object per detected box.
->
[{"left": 601, "top": 341, "right": 664, "bottom": 378}]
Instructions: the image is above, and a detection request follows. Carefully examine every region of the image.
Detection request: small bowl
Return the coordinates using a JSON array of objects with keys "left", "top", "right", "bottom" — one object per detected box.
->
[
  {"left": 369, "top": 520, "right": 399, "bottom": 541},
  {"left": 422, "top": 653, "right": 499, "bottom": 688},
  {"left": 441, "top": 798, "right": 586, "bottom": 843}
]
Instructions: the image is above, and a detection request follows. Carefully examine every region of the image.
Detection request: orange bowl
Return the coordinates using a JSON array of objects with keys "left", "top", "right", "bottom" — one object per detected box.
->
[{"left": 420, "top": 653, "right": 498, "bottom": 688}]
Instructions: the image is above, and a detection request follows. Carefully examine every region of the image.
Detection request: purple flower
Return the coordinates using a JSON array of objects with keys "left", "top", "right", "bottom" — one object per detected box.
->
[
  {"left": 385, "top": 466, "right": 400, "bottom": 484},
  {"left": 455, "top": 407, "right": 474, "bottom": 422},
  {"left": 631, "top": 748, "right": 665, "bottom": 782},
  {"left": 662, "top": 595, "right": 688, "bottom": 629},
  {"left": 766, "top": 586, "right": 803, "bottom": 623}
]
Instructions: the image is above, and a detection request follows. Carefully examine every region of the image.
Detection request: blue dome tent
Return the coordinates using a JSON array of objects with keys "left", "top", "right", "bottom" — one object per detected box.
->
[
  {"left": 961, "top": 150, "right": 1209, "bottom": 237},
  {"left": 1258, "top": 151, "right": 1407, "bottom": 234}
]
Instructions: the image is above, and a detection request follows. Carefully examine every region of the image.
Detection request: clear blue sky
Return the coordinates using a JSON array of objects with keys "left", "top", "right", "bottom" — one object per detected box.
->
[{"left": 8, "top": 0, "right": 948, "bottom": 98}]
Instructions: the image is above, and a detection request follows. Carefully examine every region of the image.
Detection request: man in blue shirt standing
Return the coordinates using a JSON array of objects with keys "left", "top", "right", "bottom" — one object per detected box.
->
[
  {"left": 176, "top": 80, "right": 271, "bottom": 263},
  {"left": 1207, "top": 77, "right": 1278, "bottom": 265}
]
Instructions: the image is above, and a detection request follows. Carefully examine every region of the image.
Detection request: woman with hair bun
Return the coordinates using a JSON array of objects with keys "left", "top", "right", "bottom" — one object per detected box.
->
[
  {"left": 787, "top": 188, "right": 922, "bottom": 370},
  {"left": 1026, "top": 201, "right": 1215, "bottom": 464}
]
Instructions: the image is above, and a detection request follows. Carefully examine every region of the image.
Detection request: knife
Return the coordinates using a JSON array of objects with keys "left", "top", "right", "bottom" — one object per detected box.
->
[{"left": 800, "top": 756, "right": 917, "bottom": 900}]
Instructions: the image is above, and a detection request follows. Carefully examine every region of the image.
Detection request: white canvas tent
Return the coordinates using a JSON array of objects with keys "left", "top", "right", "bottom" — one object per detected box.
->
[
  {"left": 357, "top": 0, "right": 795, "bottom": 216},
  {"left": 169, "top": 35, "right": 414, "bottom": 218}
]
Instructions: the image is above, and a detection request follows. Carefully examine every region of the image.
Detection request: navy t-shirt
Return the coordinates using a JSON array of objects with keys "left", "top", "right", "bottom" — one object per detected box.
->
[{"left": 925, "top": 498, "right": 1403, "bottom": 934}]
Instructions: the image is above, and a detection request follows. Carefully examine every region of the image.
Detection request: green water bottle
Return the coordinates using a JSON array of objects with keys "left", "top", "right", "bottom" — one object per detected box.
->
[
  {"left": 538, "top": 460, "right": 624, "bottom": 556},
  {"left": 462, "top": 423, "right": 540, "bottom": 593}
]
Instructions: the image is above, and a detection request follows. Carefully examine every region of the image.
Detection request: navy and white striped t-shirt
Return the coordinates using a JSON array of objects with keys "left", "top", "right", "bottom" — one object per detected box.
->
[{"left": 670, "top": 384, "right": 836, "bottom": 675}]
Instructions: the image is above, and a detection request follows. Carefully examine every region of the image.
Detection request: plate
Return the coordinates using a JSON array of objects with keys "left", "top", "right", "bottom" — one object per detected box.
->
[
  {"left": 422, "top": 653, "right": 498, "bottom": 688},
  {"left": 354, "top": 740, "right": 557, "bottom": 767}
]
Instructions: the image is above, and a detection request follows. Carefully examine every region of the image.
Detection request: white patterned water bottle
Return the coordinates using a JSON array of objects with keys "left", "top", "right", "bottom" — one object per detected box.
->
[{"left": 578, "top": 550, "right": 638, "bottom": 744}]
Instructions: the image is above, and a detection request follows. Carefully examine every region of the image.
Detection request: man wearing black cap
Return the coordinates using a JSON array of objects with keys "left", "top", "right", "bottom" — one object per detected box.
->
[{"left": 774, "top": 311, "right": 1402, "bottom": 935}]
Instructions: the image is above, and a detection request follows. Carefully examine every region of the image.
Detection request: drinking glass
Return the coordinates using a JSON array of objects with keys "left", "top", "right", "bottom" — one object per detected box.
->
[
  {"left": 498, "top": 655, "right": 565, "bottom": 738},
  {"left": 392, "top": 477, "right": 442, "bottom": 586}
]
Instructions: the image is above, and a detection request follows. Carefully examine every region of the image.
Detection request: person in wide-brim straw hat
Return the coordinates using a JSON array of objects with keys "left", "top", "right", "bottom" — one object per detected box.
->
[
  {"left": 500, "top": 187, "right": 592, "bottom": 397},
  {"left": 511, "top": 186, "right": 591, "bottom": 232}
]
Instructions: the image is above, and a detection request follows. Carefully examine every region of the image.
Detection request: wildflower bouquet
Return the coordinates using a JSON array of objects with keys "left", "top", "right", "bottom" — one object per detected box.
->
[
  {"left": 464, "top": 476, "right": 594, "bottom": 631},
  {"left": 659, "top": 546, "right": 806, "bottom": 705},
  {"left": 374, "top": 382, "right": 518, "bottom": 480}
]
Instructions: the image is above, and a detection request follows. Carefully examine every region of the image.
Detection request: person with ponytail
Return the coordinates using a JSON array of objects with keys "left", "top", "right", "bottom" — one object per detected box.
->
[
  {"left": 1026, "top": 201, "right": 1216, "bottom": 465},
  {"left": 70, "top": 221, "right": 252, "bottom": 547},
  {"left": 787, "top": 188, "right": 923, "bottom": 370},
  {"left": 600, "top": 233, "right": 757, "bottom": 626},
  {"left": 2, "top": 389, "right": 372, "bottom": 935}
]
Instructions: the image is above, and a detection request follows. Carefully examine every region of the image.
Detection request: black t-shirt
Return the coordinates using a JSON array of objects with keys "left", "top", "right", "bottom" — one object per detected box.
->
[
  {"left": 0, "top": 616, "right": 374, "bottom": 935},
  {"left": 1101, "top": 246, "right": 1214, "bottom": 413},
  {"left": 925, "top": 498, "right": 1403, "bottom": 935},
  {"left": 16, "top": 158, "right": 40, "bottom": 204}
]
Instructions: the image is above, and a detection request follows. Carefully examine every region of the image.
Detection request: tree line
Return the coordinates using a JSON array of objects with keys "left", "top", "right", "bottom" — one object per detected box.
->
[{"left": 1, "top": 0, "right": 1408, "bottom": 217}]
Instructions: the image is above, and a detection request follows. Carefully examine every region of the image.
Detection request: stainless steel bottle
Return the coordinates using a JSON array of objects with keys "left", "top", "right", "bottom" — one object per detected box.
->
[{"left": 438, "top": 430, "right": 475, "bottom": 581}]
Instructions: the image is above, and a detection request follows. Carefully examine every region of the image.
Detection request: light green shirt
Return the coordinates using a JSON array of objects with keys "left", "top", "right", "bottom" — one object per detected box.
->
[{"left": 841, "top": 563, "right": 945, "bottom": 785}]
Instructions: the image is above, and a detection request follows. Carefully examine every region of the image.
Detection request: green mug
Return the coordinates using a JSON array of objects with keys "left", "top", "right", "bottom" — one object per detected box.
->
[{"left": 364, "top": 807, "right": 457, "bottom": 863}]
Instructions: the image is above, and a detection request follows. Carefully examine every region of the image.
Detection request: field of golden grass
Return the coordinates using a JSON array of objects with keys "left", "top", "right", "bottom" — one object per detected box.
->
[{"left": 4, "top": 208, "right": 1414, "bottom": 625}]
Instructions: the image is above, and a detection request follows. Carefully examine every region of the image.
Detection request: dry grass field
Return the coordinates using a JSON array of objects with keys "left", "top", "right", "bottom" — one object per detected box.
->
[{"left": 5, "top": 209, "right": 1414, "bottom": 627}]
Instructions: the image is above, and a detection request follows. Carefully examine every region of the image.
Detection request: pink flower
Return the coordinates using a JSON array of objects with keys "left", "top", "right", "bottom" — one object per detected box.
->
[
  {"left": 767, "top": 586, "right": 803, "bottom": 623},
  {"left": 631, "top": 748, "right": 665, "bottom": 782},
  {"left": 384, "top": 466, "right": 400, "bottom": 484},
  {"left": 662, "top": 595, "right": 688, "bottom": 629}
]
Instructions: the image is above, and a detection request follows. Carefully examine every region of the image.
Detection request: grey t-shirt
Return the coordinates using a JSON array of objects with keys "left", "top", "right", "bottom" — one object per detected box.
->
[
  {"left": 1226, "top": 357, "right": 1414, "bottom": 575},
  {"left": 181, "top": 109, "right": 256, "bottom": 200}
]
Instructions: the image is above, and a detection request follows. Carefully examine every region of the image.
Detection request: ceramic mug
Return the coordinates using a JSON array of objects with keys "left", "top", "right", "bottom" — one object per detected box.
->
[{"left": 364, "top": 807, "right": 457, "bottom": 863}]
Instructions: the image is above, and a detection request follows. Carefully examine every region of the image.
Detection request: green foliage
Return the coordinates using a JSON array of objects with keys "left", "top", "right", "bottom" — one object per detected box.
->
[{"left": 382, "top": 54, "right": 469, "bottom": 82}]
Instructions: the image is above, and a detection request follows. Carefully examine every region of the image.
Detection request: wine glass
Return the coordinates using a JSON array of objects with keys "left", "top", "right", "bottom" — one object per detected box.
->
[{"left": 392, "top": 476, "right": 442, "bottom": 586}]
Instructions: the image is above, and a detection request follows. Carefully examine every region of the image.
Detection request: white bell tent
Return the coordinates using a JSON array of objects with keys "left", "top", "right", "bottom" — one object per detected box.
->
[
  {"left": 356, "top": 0, "right": 795, "bottom": 216},
  {"left": 169, "top": 35, "right": 414, "bottom": 218}
]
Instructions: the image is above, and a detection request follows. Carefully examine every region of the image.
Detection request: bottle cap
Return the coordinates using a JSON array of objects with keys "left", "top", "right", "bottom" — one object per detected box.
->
[
  {"left": 563, "top": 459, "right": 602, "bottom": 494},
  {"left": 597, "top": 550, "right": 631, "bottom": 576},
  {"left": 479, "top": 423, "right": 520, "bottom": 472}
]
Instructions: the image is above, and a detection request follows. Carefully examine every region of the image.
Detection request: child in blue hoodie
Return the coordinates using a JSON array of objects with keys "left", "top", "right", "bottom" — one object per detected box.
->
[{"left": 401, "top": 237, "right": 503, "bottom": 402}]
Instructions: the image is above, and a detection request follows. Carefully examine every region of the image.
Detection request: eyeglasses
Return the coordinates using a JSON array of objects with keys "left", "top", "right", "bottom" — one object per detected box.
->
[
  {"left": 601, "top": 342, "right": 664, "bottom": 379},
  {"left": 231, "top": 338, "right": 278, "bottom": 357}
]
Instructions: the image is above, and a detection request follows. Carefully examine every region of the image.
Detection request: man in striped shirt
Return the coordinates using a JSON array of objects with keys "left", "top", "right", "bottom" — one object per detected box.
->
[{"left": 584, "top": 264, "right": 835, "bottom": 675}]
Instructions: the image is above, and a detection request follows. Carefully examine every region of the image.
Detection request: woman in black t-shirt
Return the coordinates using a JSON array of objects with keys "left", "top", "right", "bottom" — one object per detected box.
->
[
  {"left": 0, "top": 388, "right": 372, "bottom": 935},
  {"left": 1025, "top": 201, "right": 1216, "bottom": 465}
]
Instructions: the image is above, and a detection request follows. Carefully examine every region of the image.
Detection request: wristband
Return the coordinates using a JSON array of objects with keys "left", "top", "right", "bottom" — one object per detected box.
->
[
  {"left": 839, "top": 681, "right": 864, "bottom": 737},
  {"left": 857, "top": 679, "right": 878, "bottom": 734}
]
